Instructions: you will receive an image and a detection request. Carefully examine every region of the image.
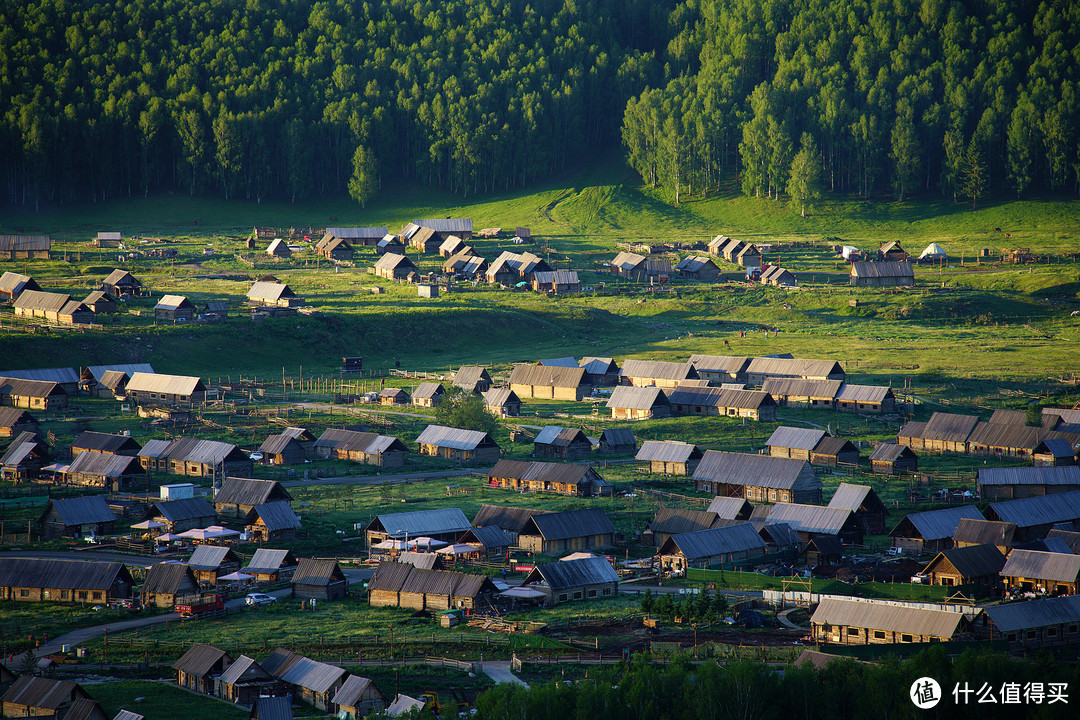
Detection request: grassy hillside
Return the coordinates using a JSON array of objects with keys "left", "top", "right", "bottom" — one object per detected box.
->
[
  {"left": 5, "top": 155, "right": 1080, "bottom": 254},
  {"left": 1, "top": 158, "right": 1078, "bottom": 382}
]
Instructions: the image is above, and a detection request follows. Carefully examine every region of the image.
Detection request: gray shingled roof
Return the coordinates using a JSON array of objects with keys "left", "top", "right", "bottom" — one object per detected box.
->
[
  {"left": 215, "top": 477, "right": 291, "bottom": 506},
  {"left": 66, "top": 452, "right": 142, "bottom": 478},
  {"left": 125, "top": 372, "right": 204, "bottom": 396},
  {"left": 472, "top": 504, "right": 550, "bottom": 532},
  {"left": 217, "top": 655, "right": 271, "bottom": 686},
  {"left": 333, "top": 675, "right": 381, "bottom": 709},
  {"left": 706, "top": 496, "right": 753, "bottom": 519},
  {"left": 46, "top": 495, "right": 116, "bottom": 526},
  {"left": 635, "top": 440, "right": 701, "bottom": 463},
  {"left": 984, "top": 594, "right": 1080, "bottom": 632},
  {"left": 521, "top": 507, "right": 615, "bottom": 541},
  {"left": 187, "top": 545, "right": 236, "bottom": 571},
  {"left": 263, "top": 649, "right": 346, "bottom": 694},
  {"left": 153, "top": 497, "right": 216, "bottom": 522},
  {"left": 692, "top": 450, "right": 815, "bottom": 491},
  {"left": 508, "top": 364, "right": 585, "bottom": 388},
  {"left": 979, "top": 466, "right": 1080, "bottom": 486},
  {"left": 1001, "top": 549, "right": 1080, "bottom": 583},
  {"left": 173, "top": 644, "right": 230, "bottom": 676},
  {"left": 892, "top": 505, "right": 984, "bottom": 541},
  {"left": 953, "top": 518, "right": 1016, "bottom": 547},
  {"left": 869, "top": 442, "right": 915, "bottom": 462},
  {"left": 0, "top": 676, "right": 83, "bottom": 711},
  {"left": 761, "top": 378, "right": 843, "bottom": 399},
  {"left": 0, "top": 558, "right": 128, "bottom": 590},
  {"left": 649, "top": 508, "right": 721, "bottom": 536},
  {"left": 244, "top": 549, "right": 297, "bottom": 575},
  {"left": 415, "top": 424, "right": 495, "bottom": 450},
  {"left": 924, "top": 544, "right": 1006, "bottom": 578},
  {"left": 658, "top": 522, "right": 767, "bottom": 561},
  {"left": 827, "top": 484, "right": 881, "bottom": 512},
  {"left": 373, "top": 508, "right": 471, "bottom": 538},
  {"left": 607, "top": 385, "right": 669, "bottom": 411},
  {"left": 141, "top": 562, "right": 196, "bottom": 594},
  {"left": 247, "top": 501, "right": 302, "bottom": 531},
  {"left": 292, "top": 558, "right": 346, "bottom": 586},
  {"left": 619, "top": 359, "right": 698, "bottom": 382},
  {"left": 766, "top": 426, "right": 828, "bottom": 452},
  {"left": 763, "top": 504, "right": 853, "bottom": 535},
  {"left": 524, "top": 556, "right": 619, "bottom": 590},
  {"left": 988, "top": 491, "right": 1080, "bottom": 529}
]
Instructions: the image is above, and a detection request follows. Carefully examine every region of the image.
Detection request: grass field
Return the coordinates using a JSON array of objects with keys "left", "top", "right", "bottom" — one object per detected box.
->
[{"left": 85, "top": 681, "right": 249, "bottom": 720}]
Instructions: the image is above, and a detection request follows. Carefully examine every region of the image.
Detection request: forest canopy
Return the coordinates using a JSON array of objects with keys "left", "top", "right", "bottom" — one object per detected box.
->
[
  {"left": 1, "top": 0, "right": 1077, "bottom": 208},
  {"left": 622, "top": 0, "right": 1080, "bottom": 205},
  {"left": 0, "top": 0, "right": 667, "bottom": 206}
]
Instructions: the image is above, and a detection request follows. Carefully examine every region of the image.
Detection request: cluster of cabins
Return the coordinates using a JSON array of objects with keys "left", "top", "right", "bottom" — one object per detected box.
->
[
  {"left": 169, "top": 643, "right": 394, "bottom": 718},
  {"left": 0, "top": 673, "right": 150, "bottom": 720},
  {"left": 898, "top": 409, "right": 1080, "bottom": 465},
  {"left": 29, "top": 476, "right": 302, "bottom": 545},
  {"left": 2, "top": 269, "right": 154, "bottom": 326}
]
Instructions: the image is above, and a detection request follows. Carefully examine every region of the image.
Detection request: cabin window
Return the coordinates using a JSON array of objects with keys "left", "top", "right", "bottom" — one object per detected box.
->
[
  {"left": 901, "top": 634, "right": 913, "bottom": 643},
  {"left": 873, "top": 630, "right": 885, "bottom": 639},
  {"left": 1026, "top": 630, "right": 1038, "bottom": 640},
  {"left": 1007, "top": 633, "right": 1017, "bottom": 642},
  {"left": 588, "top": 589, "right": 597, "bottom": 598},
  {"left": 558, "top": 594, "right": 568, "bottom": 602},
  {"left": 1069, "top": 624, "right": 1078, "bottom": 634},
  {"left": 573, "top": 591, "right": 583, "bottom": 600},
  {"left": 78, "top": 591, "right": 88, "bottom": 600},
  {"left": 1046, "top": 628, "right": 1058, "bottom": 637},
  {"left": 93, "top": 591, "right": 103, "bottom": 600},
  {"left": 19, "top": 589, "right": 29, "bottom": 597},
  {"left": 603, "top": 588, "right": 612, "bottom": 595},
  {"left": 61, "top": 590, "right": 68, "bottom": 600},
  {"left": 768, "top": 490, "right": 777, "bottom": 502},
  {"left": 847, "top": 628, "right": 859, "bottom": 636}
]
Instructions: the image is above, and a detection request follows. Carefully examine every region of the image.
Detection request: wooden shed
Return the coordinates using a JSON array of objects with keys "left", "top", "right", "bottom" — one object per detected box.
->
[
  {"left": 869, "top": 442, "right": 918, "bottom": 475},
  {"left": 920, "top": 544, "right": 1005, "bottom": 593},
  {"left": 0, "top": 557, "right": 132, "bottom": 604},
  {"left": 154, "top": 295, "right": 197, "bottom": 323},
  {"left": 607, "top": 386, "right": 671, "bottom": 420},
  {"left": 889, "top": 505, "right": 984, "bottom": 553},
  {"left": 415, "top": 424, "right": 500, "bottom": 465},
  {"left": 1001, "top": 549, "right": 1080, "bottom": 595},
  {"left": 482, "top": 387, "right": 520, "bottom": 417},
  {"left": 509, "top": 364, "right": 587, "bottom": 400},
  {"left": 487, "top": 459, "right": 611, "bottom": 497},
  {"left": 213, "top": 477, "right": 293, "bottom": 519},
  {"left": 453, "top": 366, "right": 492, "bottom": 394},
  {"left": 141, "top": 562, "right": 198, "bottom": 608},
  {"left": 827, "top": 483, "right": 888, "bottom": 534},
  {"left": 333, "top": 675, "right": 387, "bottom": 719},
  {"left": 215, "top": 655, "right": 281, "bottom": 706},
  {"left": 174, "top": 644, "right": 232, "bottom": 695},
  {"left": 811, "top": 597, "right": 967, "bottom": 645},
  {"left": 101, "top": 269, "right": 146, "bottom": 297},
  {"left": 849, "top": 261, "right": 915, "bottom": 287},
  {"left": 373, "top": 253, "right": 419, "bottom": 280},
  {"left": 533, "top": 425, "right": 592, "bottom": 459},
  {"left": 657, "top": 523, "right": 768, "bottom": 574},
  {"left": 521, "top": 556, "right": 619, "bottom": 606},
  {"left": 244, "top": 501, "right": 303, "bottom": 543},
  {"left": 292, "top": 558, "right": 348, "bottom": 600},
  {"left": 313, "top": 429, "right": 407, "bottom": 467},
  {"left": 368, "top": 561, "right": 496, "bottom": 611},
  {"left": 517, "top": 508, "right": 615, "bottom": 554},
  {"left": 39, "top": 495, "right": 117, "bottom": 539},
  {"left": 635, "top": 440, "right": 702, "bottom": 475},
  {"left": 692, "top": 450, "right": 822, "bottom": 504}
]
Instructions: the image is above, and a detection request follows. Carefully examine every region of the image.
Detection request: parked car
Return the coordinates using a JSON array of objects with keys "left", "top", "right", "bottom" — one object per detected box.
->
[{"left": 245, "top": 592, "right": 276, "bottom": 607}]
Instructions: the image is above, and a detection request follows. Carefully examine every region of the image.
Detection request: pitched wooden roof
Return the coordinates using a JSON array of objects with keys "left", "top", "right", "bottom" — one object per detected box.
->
[
  {"left": 811, "top": 597, "right": 963, "bottom": 638},
  {"left": 214, "top": 477, "right": 291, "bottom": 506},
  {"left": 520, "top": 507, "right": 615, "bottom": 541},
  {"left": 292, "top": 558, "right": 346, "bottom": 586}
]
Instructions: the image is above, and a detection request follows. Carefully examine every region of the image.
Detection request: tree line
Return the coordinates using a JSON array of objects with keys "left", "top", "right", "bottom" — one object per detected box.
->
[
  {"left": 472, "top": 647, "right": 1079, "bottom": 720},
  {"left": 0, "top": 0, "right": 668, "bottom": 207},
  {"left": 621, "top": 0, "right": 1080, "bottom": 208}
]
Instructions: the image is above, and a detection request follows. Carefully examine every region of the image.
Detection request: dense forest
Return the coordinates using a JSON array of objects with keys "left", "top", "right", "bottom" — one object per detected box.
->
[
  {"left": 0, "top": 0, "right": 667, "bottom": 206},
  {"left": 474, "top": 649, "right": 1079, "bottom": 720},
  {"left": 0, "top": 0, "right": 1077, "bottom": 208},
  {"left": 623, "top": 0, "right": 1080, "bottom": 206}
]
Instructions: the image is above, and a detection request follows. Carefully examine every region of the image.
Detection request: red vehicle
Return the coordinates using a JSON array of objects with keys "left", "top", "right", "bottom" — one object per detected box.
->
[{"left": 175, "top": 593, "right": 224, "bottom": 617}]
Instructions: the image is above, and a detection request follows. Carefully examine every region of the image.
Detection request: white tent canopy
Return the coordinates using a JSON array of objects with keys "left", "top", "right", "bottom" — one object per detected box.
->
[
  {"left": 218, "top": 572, "right": 254, "bottom": 582},
  {"left": 435, "top": 543, "right": 476, "bottom": 555},
  {"left": 919, "top": 242, "right": 947, "bottom": 259},
  {"left": 131, "top": 520, "right": 166, "bottom": 530}
]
